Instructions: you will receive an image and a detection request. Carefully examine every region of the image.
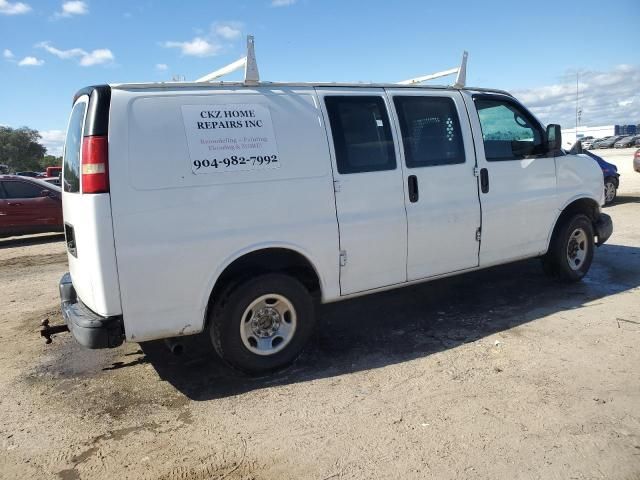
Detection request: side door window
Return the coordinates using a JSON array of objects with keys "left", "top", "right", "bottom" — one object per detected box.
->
[
  {"left": 475, "top": 98, "right": 546, "bottom": 161},
  {"left": 393, "top": 96, "right": 466, "bottom": 167},
  {"left": 324, "top": 96, "right": 396, "bottom": 174},
  {"left": 3, "top": 180, "right": 43, "bottom": 199}
]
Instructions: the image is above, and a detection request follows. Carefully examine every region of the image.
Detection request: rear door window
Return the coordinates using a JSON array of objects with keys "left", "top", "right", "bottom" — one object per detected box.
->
[
  {"left": 63, "top": 99, "right": 87, "bottom": 193},
  {"left": 3, "top": 180, "right": 43, "bottom": 199},
  {"left": 325, "top": 96, "right": 396, "bottom": 174},
  {"left": 393, "top": 96, "right": 466, "bottom": 167}
]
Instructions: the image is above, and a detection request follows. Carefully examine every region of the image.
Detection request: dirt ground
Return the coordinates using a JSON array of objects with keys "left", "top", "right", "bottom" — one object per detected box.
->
[{"left": 1, "top": 149, "right": 639, "bottom": 480}]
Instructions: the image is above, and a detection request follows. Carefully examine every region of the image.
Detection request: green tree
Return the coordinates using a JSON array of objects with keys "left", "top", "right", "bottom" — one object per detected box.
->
[
  {"left": 0, "top": 126, "right": 47, "bottom": 172},
  {"left": 41, "top": 155, "right": 62, "bottom": 169}
]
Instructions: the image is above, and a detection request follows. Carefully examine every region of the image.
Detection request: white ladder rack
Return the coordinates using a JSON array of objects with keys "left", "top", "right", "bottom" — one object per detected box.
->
[
  {"left": 398, "top": 51, "right": 468, "bottom": 88},
  {"left": 196, "top": 35, "right": 260, "bottom": 85},
  {"left": 196, "top": 35, "right": 468, "bottom": 89}
]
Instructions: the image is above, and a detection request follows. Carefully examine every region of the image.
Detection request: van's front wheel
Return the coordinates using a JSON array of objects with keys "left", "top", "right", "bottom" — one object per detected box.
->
[
  {"left": 209, "top": 273, "right": 315, "bottom": 374},
  {"left": 542, "top": 214, "right": 595, "bottom": 282}
]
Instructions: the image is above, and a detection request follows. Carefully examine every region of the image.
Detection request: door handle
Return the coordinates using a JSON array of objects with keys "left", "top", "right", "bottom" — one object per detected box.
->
[
  {"left": 408, "top": 175, "right": 419, "bottom": 203},
  {"left": 7, "top": 202, "right": 23, "bottom": 206},
  {"left": 480, "top": 168, "right": 489, "bottom": 194}
]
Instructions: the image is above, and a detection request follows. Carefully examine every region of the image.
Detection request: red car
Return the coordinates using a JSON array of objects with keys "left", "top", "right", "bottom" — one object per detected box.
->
[
  {"left": 0, "top": 175, "right": 63, "bottom": 238},
  {"left": 46, "top": 166, "right": 62, "bottom": 178}
]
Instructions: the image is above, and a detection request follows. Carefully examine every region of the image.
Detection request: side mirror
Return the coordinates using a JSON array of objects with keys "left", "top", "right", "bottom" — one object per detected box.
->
[
  {"left": 40, "top": 189, "right": 54, "bottom": 198},
  {"left": 546, "top": 124, "right": 562, "bottom": 154}
]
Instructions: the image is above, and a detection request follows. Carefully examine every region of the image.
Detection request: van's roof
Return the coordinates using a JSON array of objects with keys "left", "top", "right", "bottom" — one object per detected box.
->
[{"left": 108, "top": 81, "right": 513, "bottom": 97}]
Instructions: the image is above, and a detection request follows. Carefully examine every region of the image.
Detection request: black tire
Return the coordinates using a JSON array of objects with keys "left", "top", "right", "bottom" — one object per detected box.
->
[
  {"left": 603, "top": 177, "right": 617, "bottom": 205},
  {"left": 542, "top": 214, "right": 594, "bottom": 282},
  {"left": 209, "top": 273, "right": 315, "bottom": 375}
]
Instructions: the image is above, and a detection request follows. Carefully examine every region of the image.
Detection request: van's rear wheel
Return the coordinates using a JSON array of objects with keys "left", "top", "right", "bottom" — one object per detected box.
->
[
  {"left": 209, "top": 273, "right": 315, "bottom": 374},
  {"left": 542, "top": 214, "right": 594, "bottom": 282}
]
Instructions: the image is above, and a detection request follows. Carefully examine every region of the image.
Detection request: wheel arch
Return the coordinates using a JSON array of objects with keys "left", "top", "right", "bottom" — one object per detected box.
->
[
  {"left": 201, "top": 244, "right": 324, "bottom": 329},
  {"left": 604, "top": 175, "right": 619, "bottom": 188},
  {"left": 545, "top": 196, "right": 601, "bottom": 252}
]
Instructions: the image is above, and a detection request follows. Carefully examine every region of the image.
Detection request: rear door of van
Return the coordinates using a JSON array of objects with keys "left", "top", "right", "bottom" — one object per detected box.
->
[{"left": 61, "top": 88, "right": 122, "bottom": 317}]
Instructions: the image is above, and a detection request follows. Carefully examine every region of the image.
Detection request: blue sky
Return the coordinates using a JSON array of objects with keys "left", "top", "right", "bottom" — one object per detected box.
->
[{"left": 1, "top": 0, "right": 638, "bottom": 154}]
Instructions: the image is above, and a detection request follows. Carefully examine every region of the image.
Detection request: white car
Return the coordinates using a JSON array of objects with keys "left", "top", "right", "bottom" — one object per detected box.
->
[{"left": 53, "top": 53, "right": 612, "bottom": 374}]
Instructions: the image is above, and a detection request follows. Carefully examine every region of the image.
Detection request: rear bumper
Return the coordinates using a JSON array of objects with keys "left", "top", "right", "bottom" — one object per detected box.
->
[
  {"left": 594, "top": 213, "right": 613, "bottom": 246},
  {"left": 59, "top": 272, "right": 124, "bottom": 349}
]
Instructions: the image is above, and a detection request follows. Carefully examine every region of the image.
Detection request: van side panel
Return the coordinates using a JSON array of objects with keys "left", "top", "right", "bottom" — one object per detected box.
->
[{"left": 108, "top": 87, "right": 340, "bottom": 342}]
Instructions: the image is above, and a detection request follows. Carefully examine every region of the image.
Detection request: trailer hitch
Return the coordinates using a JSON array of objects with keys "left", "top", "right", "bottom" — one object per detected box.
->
[{"left": 40, "top": 318, "right": 69, "bottom": 344}]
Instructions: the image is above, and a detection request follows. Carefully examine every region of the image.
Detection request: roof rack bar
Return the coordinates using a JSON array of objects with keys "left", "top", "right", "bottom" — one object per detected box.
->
[
  {"left": 453, "top": 51, "right": 467, "bottom": 89},
  {"left": 196, "top": 57, "right": 246, "bottom": 83},
  {"left": 464, "top": 86, "right": 514, "bottom": 97},
  {"left": 398, "top": 51, "right": 468, "bottom": 88},
  {"left": 196, "top": 35, "right": 260, "bottom": 85}
]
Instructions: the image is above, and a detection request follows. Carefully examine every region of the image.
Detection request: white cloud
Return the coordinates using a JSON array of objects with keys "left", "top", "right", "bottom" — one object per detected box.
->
[
  {"left": 37, "top": 41, "right": 84, "bottom": 59},
  {"left": 55, "top": 0, "right": 88, "bottom": 17},
  {"left": 0, "top": 0, "right": 31, "bottom": 15},
  {"left": 271, "top": 0, "right": 296, "bottom": 6},
  {"left": 79, "top": 49, "right": 113, "bottom": 66},
  {"left": 40, "top": 129, "right": 66, "bottom": 156},
  {"left": 513, "top": 64, "right": 640, "bottom": 128},
  {"left": 3, "top": 48, "right": 14, "bottom": 59},
  {"left": 214, "top": 22, "right": 242, "bottom": 40},
  {"left": 161, "top": 21, "right": 244, "bottom": 60},
  {"left": 155, "top": 63, "right": 168, "bottom": 71},
  {"left": 18, "top": 56, "right": 44, "bottom": 66},
  {"left": 163, "top": 37, "right": 221, "bottom": 57},
  {"left": 37, "top": 41, "right": 114, "bottom": 66}
]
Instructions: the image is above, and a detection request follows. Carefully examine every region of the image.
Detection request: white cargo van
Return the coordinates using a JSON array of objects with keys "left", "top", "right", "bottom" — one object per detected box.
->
[{"left": 51, "top": 41, "right": 612, "bottom": 373}]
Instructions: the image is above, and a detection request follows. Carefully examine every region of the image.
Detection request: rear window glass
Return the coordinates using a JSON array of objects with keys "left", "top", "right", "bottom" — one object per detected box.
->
[
  {"left": 3, "top": 180, "right": 44, "bottom": 199},
  {"left": 63, "top": 100, "right": 87, "bottom": 193},
  {"left": 325, "top": 96, "right": 396, "bottom": 174}
]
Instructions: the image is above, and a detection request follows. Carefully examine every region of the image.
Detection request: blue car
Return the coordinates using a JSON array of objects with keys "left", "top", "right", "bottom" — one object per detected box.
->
[{"left": 583, "top": 150, "right": 620, "bottom": 205}]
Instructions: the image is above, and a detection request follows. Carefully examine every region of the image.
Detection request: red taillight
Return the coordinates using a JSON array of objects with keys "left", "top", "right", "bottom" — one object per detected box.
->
[{"left": 81, "top": 135, "right": 109, "bottom": 193}]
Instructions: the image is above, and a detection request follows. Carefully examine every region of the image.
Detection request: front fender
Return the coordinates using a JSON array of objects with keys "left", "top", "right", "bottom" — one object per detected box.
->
[{"left": 556, "top": 153, "right": 605, "bottom": 207}]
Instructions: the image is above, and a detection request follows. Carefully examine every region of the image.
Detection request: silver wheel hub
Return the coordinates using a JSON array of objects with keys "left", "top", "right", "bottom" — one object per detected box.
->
[
  {"left": 240, "top": 294, "right": 297, "bottom": 356},
  {"left": 567, "top": 228, "right": 588, "bottom": 271},
  {"left": 251, "top": 307, "right": 281, "bottom": 337}
]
